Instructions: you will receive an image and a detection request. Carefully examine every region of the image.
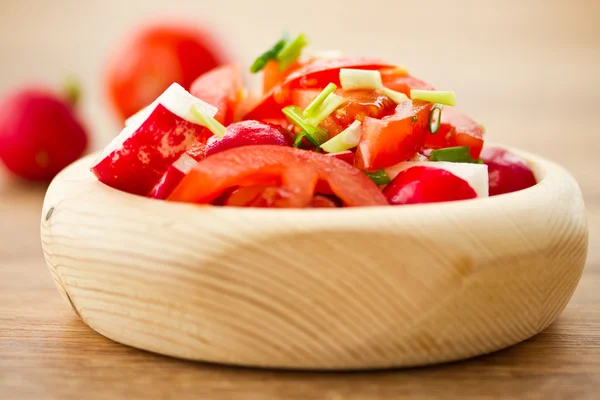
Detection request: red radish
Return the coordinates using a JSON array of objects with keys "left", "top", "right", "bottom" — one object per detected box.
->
[
  {"left": 0, "top": 88, "right": 87, "bottom": 181},
  {"left": 326, "top": 150, "right": 355, "bottom": 165},
  {"left": 480, "top": 147, "right": 536, "bottom": 196},
  {"left": 150, "top": 141, "right": 206, "bottom": 199},
  {"left": 383, "top": 166, "right": 477, "bottom": 205},
  {"left": 149, "top": 153, "right": 198, "bottom": 199},
  {"left": 91, "top": 83, "right": 217, "bottom": 196},
  {"left": 205, "top": 120, "right": 293, "bottom": 158},
  {"left": 385, "top": 160, "right": 488, "bottom": 198}
]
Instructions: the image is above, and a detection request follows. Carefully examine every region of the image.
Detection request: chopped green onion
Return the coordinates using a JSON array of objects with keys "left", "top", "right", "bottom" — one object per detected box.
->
[
  {"left": 410, "top": 90, "right": 456, "bottom": 106},
  {"left": 293, "top": 131, "right": 321, "bottom": 150},
  {"left": 380, "top": 87, "right": 409, "bottom": 104},
  {"left": 190, "top": 105, "right": 226, "bottom": 138},
  {"left": 303, "top": 83, "right": 337, "bottom": 118},
  {"left": 364, "top": 169, "right": 391, "bottom": 185},
  {"left": 282, "top": 105, "right": 328, "bottom": 144},
  {"left": 429, "top": 146, "right": 477, "bottom": 163},
  {"left": 277, "top": 33, "right": 309, "bottom": 71},
  {"left": 340, "top": 69, "right": 383, "bottom": 91},
  {"left": 321, "top": 120, "right": 362, "bottom": 153},
  {"left": 250, "top": 39, "right": 287, "bottom": 73},
  {"left": 429, "top": 104, "right": 444, "bottom": 134},
  {"left": 305, "top": 93, "right": 346, "bottom": 126}
]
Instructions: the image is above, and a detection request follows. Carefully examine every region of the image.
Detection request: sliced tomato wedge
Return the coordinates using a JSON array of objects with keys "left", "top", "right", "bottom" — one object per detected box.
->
[
  {"left": 245, "top": 57, "right": 393, "bottom": 120},
  {"left": 381, "top": 70, "right": 435, "bottom": 95},
  {"left": 190, "top": 64, "right": 243, "bottom": 126},
  {"left": 292, "top": 89, "right": 397, "bottom": 137},
  {"left": 355, "top": 101, "right": 433, "bottom": 171},
  {"left": 424, "top": 106, "right": 485, "bottom": 159},
  {"left": 262, "top": 60, "right": 301, "bottom": 94},
  {"left": 168, "top": 145, "right": 387, "bottom": 207}
]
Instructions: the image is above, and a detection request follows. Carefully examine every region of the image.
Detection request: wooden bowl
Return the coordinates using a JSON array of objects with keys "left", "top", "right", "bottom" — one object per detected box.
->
[{"left": 40, "top": 146, "right": 588, "bottom": 370}]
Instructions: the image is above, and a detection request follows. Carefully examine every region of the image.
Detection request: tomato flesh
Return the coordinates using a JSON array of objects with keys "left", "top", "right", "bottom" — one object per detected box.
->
[
  {"left": 383, "top": 166, "right": 477, "bottom": 205},
  {"left": 424, "top": 106, "right": 485, "bottom": 159},
  {"left": 245, "top": 57, "right": 393, "bottom": 120},
  {"left": 190, "top": 64, "right": 242, "bottom": 126},
  {"left": 355, "top": 101, "right": 432, "bottom": 171},
  {"left": 169, "top": 145, "right": 387, "bottom": 207}
]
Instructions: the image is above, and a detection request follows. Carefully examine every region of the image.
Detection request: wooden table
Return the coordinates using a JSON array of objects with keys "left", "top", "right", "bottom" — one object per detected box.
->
[{"left": 1, "top": 147, "right": 599, "bottom": 399}]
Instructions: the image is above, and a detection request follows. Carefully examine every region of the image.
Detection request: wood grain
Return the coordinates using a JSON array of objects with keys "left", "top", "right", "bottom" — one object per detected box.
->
[{"left": 37, "top": 148, "right": 588, "bottom": 370}]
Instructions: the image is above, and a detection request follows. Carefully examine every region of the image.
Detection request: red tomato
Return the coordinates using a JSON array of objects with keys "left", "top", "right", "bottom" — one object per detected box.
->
[
  {"left": 381, "top": 71, "right": 435, "bottom": 95},
  {"left": 292, "top": 89, "right": 397, "bottom": 137},
  {"left": 424, "top": 106, "right": 485, "bottom": 159},
  {"left": 106, "top": 23, "right": 227, "bottom": 121},
  {"left": 190, "top": 64, "right": 243, "bottom": 126},
  {"left": 262, "top": 60, "right": 301, "bottom": 94},
  {"left": 480, "top": 147, "right": 536, "bottom": 196},
  {"left": 245, "top": 57, "right": 393, "bottom": 120},
  {"left": 168, "top": 145, "right": 387, "bottom": 207},
  {"left": 383, "top": 166, "right": 477, "bottom": 205},
  {"left": 355, "top": 101, "right": 433, "bottom": 171}
]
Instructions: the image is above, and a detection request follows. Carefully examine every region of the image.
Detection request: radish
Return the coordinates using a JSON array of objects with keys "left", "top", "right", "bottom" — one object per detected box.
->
[
  {"left": 383, "top": 166, "right": 478, "bottom": 205},
  {"left": 204, "top": 120, "right": 293, "bottom": 158},
  {"left": 149, "top": 153, "right": 198, "bottom": 200},
  {"left": 480, "top": 147, "right": 536, "bottom": 196},
  {"left": 91, "top": 83, "right": 216, "bottom": 196},
  {"left": 0, "top": 88, "right": 87, "bottom": 181},
  {"left": 385, "top": 161, "right": 489, "bottom": 198}
]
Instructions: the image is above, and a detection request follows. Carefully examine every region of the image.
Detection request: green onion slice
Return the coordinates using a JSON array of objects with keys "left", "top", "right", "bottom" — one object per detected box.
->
[
  {"left": 282, "top": 105, "right": 328, "bottom": 144},
  {"left": 293, "top": 131, "right": 321, "bottom": 150},
  {"left": 250, "top": 39, "right": 287, "bottom": 74},
  {"left": 303, "top": 83, "right": 337, "bottom": 118},
  {"left": 277, "top": 33, "right": 309, "bottom": 71},
  {"left": 410, "top": 90, "right": 456, "bottom": 106},
  {"left": 429, "top": 104, "right": 444, "bottom": 134},
  {"left": 364, "top": 169, "right": 391, "bottom": 185},
  {"left": 305, "top": 93, "right": 346, "bottom": 126},
  {"left": 380, "top": 87, "right": 409, "bottom": 104},
  {"left": 339, "top": 69, "right": 383, "bottom": 91},
  {"left": 321, "top": 120, "right": 362, "bottom": 153},
  {"left": 190, "top": 105, "right": 226, "bottom": 138},
  {"left": 429, "top": 146, "right": 477, "bottom": 163}
]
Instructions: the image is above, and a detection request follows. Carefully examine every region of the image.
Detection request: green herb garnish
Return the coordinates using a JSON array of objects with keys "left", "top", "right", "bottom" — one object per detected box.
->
[
  {"left": 429, "top": 146, "right": 477, "bottom": 163},
  {"left": 364, "top": 169, "right": 391, "bottom": 185}
]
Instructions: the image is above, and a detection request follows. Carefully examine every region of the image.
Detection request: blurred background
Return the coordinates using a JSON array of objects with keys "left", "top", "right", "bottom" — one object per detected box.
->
[{"left": 0, "top": 0, "right": 599, "bottom": 223}]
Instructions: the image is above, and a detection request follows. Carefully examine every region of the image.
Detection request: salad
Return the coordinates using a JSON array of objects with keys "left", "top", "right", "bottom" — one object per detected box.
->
[{"left": 91, "top": 33, "right": 537, "bottom": 208}]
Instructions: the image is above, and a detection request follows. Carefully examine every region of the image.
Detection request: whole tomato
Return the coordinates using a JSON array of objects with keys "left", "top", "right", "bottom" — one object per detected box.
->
[{"left": 105, "top": 22, "right": 227, "bottom": 121}]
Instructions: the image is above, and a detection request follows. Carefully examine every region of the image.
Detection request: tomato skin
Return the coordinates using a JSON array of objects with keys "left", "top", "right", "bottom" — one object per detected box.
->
[
  {"left": 262, "top": 60, "right": 300, "bottom": 94},
  {"left": 480, "top": 147, "right": 536, "bottom": 196},
  {"left": 383, "top": 166, "right": 477, "bottom": 205},
  {"left": 190, "top": 64, "right": 242, "bottom": 126},
  {"left": 168, "top": 145, "right": 387, "bottom": 207},
  {"left": 106, "top": 24, "right": 227, "bottom": 121},
  {"left": 424, "top": 106, "right": 485, "bottom": 159},
  {"left": 245, "top": 57, "right": 393, "bottom": 120},
  {"left": 355, "top": 101, "right": 433, "bottom": 171},
  {"left": 382, "top": 73, "right": 435, "bottom": 95}
]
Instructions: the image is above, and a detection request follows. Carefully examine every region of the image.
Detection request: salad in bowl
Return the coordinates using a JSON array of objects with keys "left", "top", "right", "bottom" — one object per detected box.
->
[{"left": 91, "top": 33, "right": 537, "bottom": 208}]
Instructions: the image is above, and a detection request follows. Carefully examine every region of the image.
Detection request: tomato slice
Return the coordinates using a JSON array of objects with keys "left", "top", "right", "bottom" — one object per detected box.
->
[
  {"left": 355, "top": 101, "right": 433, "bottom": 171},
  {"left": 262, "top": 60, "right": 301, "bottom": 94},
  {"left": 168, "top": 145, "right": 387, "bottom": 207},
  {"left": 292, "top": 89, "right": 397, "bottom": 137},
  {"left": 424, "top": 106, "right": 485, "bottom": 159},
  {"left": 245, "top": 57, "right": 393, "bottom": 120},
  {"left": 381, "top": 71, "right": 435, "bottom": 95},
  {"left": 190, "top": 64, "right": 243, "bottom": 126}
]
